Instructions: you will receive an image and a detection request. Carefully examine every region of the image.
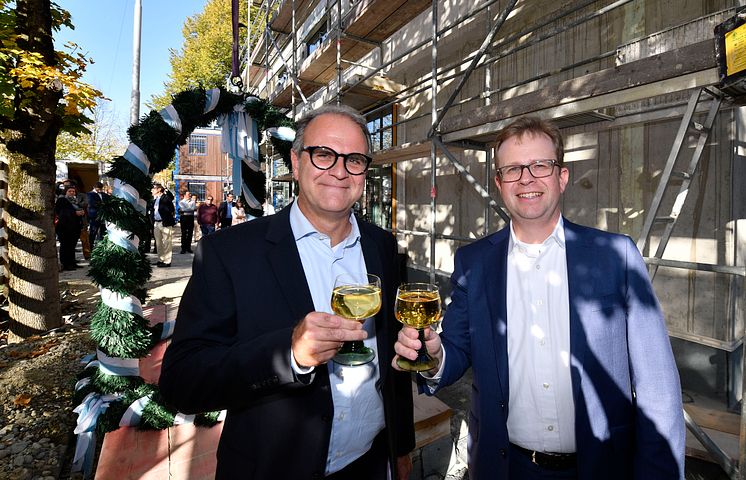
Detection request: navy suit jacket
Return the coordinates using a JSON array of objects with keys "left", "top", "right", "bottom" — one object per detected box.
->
[
  {"left": 159, "top": 205, "right": 415, "bottom": 479},
  {"left": 432, "top": 218, "right": 685, "bottom": 480}
]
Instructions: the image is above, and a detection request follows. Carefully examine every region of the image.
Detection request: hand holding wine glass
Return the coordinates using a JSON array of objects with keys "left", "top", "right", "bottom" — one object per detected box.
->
[
  {"left": 291, "top": 311, "right": 367, "bottom": 367},
  {"left": 331, "top": 273, "right": 381, "bottom": 366},
  {"left": 393, "top": 283, "right": 442, "bottom": 372}
]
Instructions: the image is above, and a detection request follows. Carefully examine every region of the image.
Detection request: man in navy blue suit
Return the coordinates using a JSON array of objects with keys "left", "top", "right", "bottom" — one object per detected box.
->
[{"left": 394, "top": 116, "right": 684, "bottom": 479}]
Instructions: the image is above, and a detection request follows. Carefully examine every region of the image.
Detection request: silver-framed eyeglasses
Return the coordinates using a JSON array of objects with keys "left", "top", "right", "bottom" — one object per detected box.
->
[
  {"left": 303, "top": 146, "right": 373, "bottom": 175},
  {"left": 496, "top": 159, "right": 558, "bottom": 183}
]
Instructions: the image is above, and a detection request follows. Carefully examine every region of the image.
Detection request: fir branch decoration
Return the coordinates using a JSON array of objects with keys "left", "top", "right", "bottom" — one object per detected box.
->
[
  {"left": 96, "top": 400, "right": 127, "bottom": 435},
  {"left": 128, "top": 112, "right": 180, "bottom": 172},
  {"left": 88, "top": 238, "right": 151, "bottom": 295},
  {"left": 76, "top": 90, "right": 296, "bottom": 451},
  {"left": 96, "top": 197, "right": 151, "bottom": 242},
  {"left": 194, "top": 411, "right": 221, "bottom": 427},
  {"left": 169, "top": 89, "right": 207, "bottom": 142},
  {"left": 106, "top": 159, "right": 153, "bottom": 200},
  {"left": 90, "top": 302, "right": 152, "bottom": 358}
]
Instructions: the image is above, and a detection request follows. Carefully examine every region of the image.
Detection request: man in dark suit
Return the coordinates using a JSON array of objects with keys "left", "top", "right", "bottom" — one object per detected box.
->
[
  {"left": 150, "top": 184, "right": 176, "bottom": 267},
  {"left": 217, "top": 192, "right": 234, "bottom": 229},
  {"left": 394, "top": 117, "right": 685, "bottom": 480},
  {"left": 160, "top": 104, "right": 415, "bottom": 479},
  {"left": 87, "top": 181, "right": 109, "bottom": 249}
]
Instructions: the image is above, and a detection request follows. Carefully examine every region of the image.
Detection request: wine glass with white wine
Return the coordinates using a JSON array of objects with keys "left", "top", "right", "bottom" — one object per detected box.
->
[
  {"left": 394, "top": 283, "right": 441, "bottom": 372},
  {"left": 331, "top": 273, "right": 381, "bottom": 366}
]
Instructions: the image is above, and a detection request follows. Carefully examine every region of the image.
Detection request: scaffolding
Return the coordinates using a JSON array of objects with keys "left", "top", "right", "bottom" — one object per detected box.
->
[{"left": 246, "top": 1, "right": 746, "bottom": 477}]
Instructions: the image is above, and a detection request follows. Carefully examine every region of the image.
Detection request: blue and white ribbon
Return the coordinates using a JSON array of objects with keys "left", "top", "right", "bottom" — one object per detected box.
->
[
  {"left": 204, "top": 88, "right": 220, "bottom": 114},
  {"left": 101, "top": 288, "right": 143, "bottom": 318},
  {"left": 160, "top": 320, "right": 176, "bottom": 340},
  {"left": 105, "top": 222, "right": 140, "bottom": 253},
  {"left": 96, "top": 349, "right": 140, "bottom": 377},
  {"left": 174, "top": 413, "right": 196, "bottom": 425},
  {"left": 159, "top": 105, "right": 182, "bottom": 135},
  {"left": 113, "top": 179, "right": 146, "bottom": 214},
  {"left": 74, "top": 377, "right": 91, "bottom": 392},
  {"left": 241, "top": 180, "right": 262, "bottom": 210},
  {"left": 266, "top": 126, "right": 296, "bottom": 142},
  {"left": 72, "top": 392, "right": 122, "bottom": 476},
  {"left": 122, "top": 143, "right": 151, "bottom": 176},
  {"left": 119, "top": 395, "right": 152, "bottom": 427}
]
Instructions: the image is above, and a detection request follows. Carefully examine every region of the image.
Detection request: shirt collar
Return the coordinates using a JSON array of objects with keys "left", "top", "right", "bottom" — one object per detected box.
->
[
  {"left": 508, "top": 215, "right": 566, "bottom": 252},
  {"left": 289, "top": 200, "right": 360, "bottom": 248}
]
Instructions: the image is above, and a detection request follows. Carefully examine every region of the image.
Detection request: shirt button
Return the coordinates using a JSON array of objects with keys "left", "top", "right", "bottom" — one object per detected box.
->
[
  {"left": 500, "top": 449, "right": 507, "bottom": 457},
  {"left": 547, "top": 425, "right": 554, "bottom": 431},
  {"left": 540, "top": 339, "right": 546, "bottom": 346},
  {"left": 537, "top": 299, "right": 543, "bottom": 306},
  {"left": 543, "top": 382, "right": 550, "bottom": 389},
  {"left": 536, "top": 264, "right": 541, "bottom": 270}
]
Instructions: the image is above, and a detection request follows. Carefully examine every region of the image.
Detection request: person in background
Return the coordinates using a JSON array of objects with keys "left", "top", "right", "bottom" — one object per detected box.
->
[
  {"left": 55, "top": 185, "right": 85, "bottom": 271},
  {"left": 394, "top": 116, "right": 685, "bottom": 480},
  {"left": 151, "top": 184, "right": 175, "bottom": 268},
  {"left": 217, "top": 192, "right": 234, "bottom": 229},
  {"left": 160, "top": 104, "right": 415, "bottom": 479},
  {"left": 60, "top": 179, "right": 90, "bottom": 260},
  {"left": 87, "top": 181, "right": 109, "bottom": 250},
  {"left": 231, "top": 198, "right": 246, "bottom": 225},
  {"left": 197, "top": 195, "right": 219, "bottom": 237},
  {"left": 179, "top": 191, "right": 196, "bottom": 254}
]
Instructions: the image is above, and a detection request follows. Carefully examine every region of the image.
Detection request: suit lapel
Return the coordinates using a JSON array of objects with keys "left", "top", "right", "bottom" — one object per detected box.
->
[
  {"left": 564, "top": 219, "right": 588, "bottom": 403},
  {"left": 266, "top": 207, "right": 315, "bottom": 325},
  {"left": 487, "top": 230, "right": 510, "bottom": 402}
]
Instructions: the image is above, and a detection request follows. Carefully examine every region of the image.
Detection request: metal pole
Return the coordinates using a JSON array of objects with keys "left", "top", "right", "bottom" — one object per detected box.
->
[
  {"left": 264, "top": 0, "right": 270, "bottom": 99},
  {"left": 130, "top": 0, "right": 142, "bottom": 126},
  {"left": 291, "top": 0, "right": 296, "bottom": 115},
  {"left": 336, "top": 0, "right": 342, "bottom": 105},
  {"left": 429, "top": 0, "right": 437, "bottom": 284},
  {"left": 433, "top": 137, "right": 509, "bottom": 223},
  {"left": 427, "top": 0, "right": 518, "bottom": 138}
]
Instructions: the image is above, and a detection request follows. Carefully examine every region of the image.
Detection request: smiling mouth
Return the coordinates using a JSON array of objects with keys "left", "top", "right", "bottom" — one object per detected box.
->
[{"left": 517, "top": 192, "right": 542, "bottom": 199}]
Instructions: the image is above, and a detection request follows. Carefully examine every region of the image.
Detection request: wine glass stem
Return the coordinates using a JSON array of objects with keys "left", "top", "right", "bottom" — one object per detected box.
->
[{"left": 417, "top": 329, "right": 429, "bottom": 357}]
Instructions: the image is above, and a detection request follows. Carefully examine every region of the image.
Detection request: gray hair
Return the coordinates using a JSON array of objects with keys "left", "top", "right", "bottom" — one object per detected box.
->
[{"left": 292, "top": 104, "right": 372, "bottom": 155}]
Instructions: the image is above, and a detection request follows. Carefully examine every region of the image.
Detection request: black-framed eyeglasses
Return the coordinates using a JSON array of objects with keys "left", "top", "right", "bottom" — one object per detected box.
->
[
  {"left": 302, "top": 146, "right": 372, "bottom": 175},
  {"left": 496, "top": 159, "right": 559, "bottom": 183}
]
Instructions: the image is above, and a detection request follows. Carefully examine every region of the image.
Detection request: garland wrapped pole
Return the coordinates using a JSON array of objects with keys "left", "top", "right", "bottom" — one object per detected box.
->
[{"left": 70, "top": 87, "right": 294, "bottom": 477}]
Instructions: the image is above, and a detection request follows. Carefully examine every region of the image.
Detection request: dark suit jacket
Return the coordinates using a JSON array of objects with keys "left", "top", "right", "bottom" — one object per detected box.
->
[
  {"left": 217, "top": 201, "right": 234, "bottom": 228},
  {"left": 431, "top": 218, "right": 685, "bottom": 480},
  {"left": 152, "top": 194, "right": 176, "bottom": 227},
  {"left": 86, "top": 190, "right": 109, "bottom": 221},
  {"left": 160, "top": 205, "right": 415, "bottom": 479}
]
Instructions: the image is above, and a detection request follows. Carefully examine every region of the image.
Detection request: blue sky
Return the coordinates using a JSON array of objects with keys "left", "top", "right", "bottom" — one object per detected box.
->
[{"left": 56, "top": 0, "right": 208, "bottom": 135}]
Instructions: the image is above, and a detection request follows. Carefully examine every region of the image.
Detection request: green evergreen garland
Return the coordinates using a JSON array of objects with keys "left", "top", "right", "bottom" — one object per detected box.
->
[{"left": 78, "top": 88, "right": 294, "bottom": 436}]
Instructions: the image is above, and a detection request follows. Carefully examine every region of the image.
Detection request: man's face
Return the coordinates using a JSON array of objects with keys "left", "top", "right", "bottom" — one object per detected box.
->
[
  {"left": 206, "top": 197, "right": 213, "bottom": 205},
  {"left": 227, "top": 194, "right": 234, "bottom": 202},
  {"left": 494, "top": 132, "right": 568, "bottom": 237},
  {"left": 290, "top": 113, "right": 367, "bottom": 222},
  {"left": 184, "top": 192, "right": 191, "bottom": 199}
]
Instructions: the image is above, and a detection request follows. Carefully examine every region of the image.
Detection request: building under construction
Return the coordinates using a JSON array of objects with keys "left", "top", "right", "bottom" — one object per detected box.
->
[{"left": 246, "top": 0, "right": 746, "bottom": 477}]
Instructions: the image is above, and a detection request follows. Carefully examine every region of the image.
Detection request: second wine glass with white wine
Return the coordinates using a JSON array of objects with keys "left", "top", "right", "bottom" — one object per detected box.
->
[
  {"left": 395, "top": 283, "right": 441, "bottom": 372},
  {"left": 331, "top": 273, "right": 381, "bottom": 366}
]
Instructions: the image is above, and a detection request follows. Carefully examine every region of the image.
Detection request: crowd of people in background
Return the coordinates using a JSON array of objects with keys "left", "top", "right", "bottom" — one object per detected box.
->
[{"left": 54, "top": 177, "right": 277, "bottom": 271}]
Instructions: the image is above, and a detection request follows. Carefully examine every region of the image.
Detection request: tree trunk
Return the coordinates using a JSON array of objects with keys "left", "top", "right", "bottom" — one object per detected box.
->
[
  {"left": 2, "top": 134, "right": 61, "bottom": 342},
  {"left": 2, "top": 0, "right": 64, "bottom": 342}
]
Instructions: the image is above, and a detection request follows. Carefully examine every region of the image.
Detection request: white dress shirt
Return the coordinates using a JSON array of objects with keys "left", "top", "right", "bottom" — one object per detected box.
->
[
  {"left": 288, "top": 201, "right": 385, "bottom": 475},
  {"left": 506, "top": 217, "right": 575, "bottom": 453}
]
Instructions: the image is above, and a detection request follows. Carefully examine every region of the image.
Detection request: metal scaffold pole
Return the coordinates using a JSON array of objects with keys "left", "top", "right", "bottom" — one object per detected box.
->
[{"left": 429, "top": 0, "right": 437, "bottom": 284}]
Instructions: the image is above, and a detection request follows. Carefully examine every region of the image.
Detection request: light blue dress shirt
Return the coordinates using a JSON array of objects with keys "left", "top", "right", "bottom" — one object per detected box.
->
[{"left": 288, "top": 201, "right": 385, "bottom": 475}]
